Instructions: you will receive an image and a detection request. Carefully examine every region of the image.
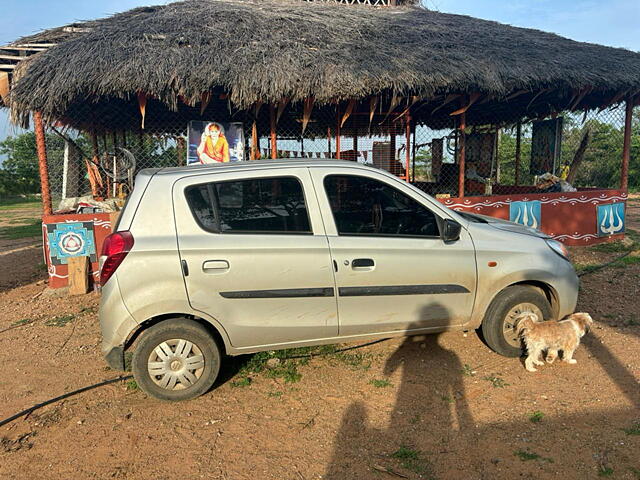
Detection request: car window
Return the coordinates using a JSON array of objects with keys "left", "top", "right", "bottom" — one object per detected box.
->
[
  {"left": 324, "top": 175, "right": 439, "bottom": 237},
  {"left": 185, "top": 176, "right": 311, "bottom": 234}
]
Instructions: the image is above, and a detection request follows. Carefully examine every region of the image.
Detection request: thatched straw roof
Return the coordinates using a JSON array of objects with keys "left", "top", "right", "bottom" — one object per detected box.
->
[{"left": 7, "top": 0, "right": 640, "bottom": 130}]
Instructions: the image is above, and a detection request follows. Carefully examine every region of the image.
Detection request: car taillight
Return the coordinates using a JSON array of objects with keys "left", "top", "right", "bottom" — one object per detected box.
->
[{"left": 99, "top": 231, "right": 134, "bottom": 286}]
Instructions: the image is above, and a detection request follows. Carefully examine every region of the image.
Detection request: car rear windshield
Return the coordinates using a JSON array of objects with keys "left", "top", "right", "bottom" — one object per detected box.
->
[{"left": 185, "top": 176, "right": 311, "bottom": 234}]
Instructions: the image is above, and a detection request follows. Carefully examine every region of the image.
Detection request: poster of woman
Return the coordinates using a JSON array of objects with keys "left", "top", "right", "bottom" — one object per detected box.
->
[{"left": 187, "top": 121, "right": 245, "bottom": 164}]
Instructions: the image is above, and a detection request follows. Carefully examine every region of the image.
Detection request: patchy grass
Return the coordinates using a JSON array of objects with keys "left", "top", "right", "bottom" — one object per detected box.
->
[
  {"left": 370, "top": 379, "right": 392, "bottom": 388},
  {"left": 267, "top": 391, "right": 283, "bottom": 398},
  {"left": 125, "top": 379, "right": 139, "bottom": 391},
  {"left": 622, "top": 421, "right": 640, "bottom": 435},
  {"left": 391, "top": 446, "right": 432, "bottom": 476},
  {"left": 462, "top": 364, "right": 476, "bottom": 376},
  {"left": 598, "top": 467, "right": 614, "bottom": 477},
  {"left": 441, "top": 395, "right": 454, "bottom": 404},
  {"left": 11, "top": 318, "right": 33, "bottom": 327},
  {"left": 588, "top": 240, "right": 632, "bottom": 253},
  {"left": 529, "top": 411, "right": 544, "bottom": 423},
  {"left": 0, "top": 219, "right": 41, "bottom": 239},
  {"left": 0, "top": 196, "right": 40, "bottom": 210},
  {"left": 44, "top": 314, "right": 75, "bottom": 327},
  {"left": 483, "top": 374, "right": 509, "bottom": 388},
  {"left": 514, "top": 450, "right": 553, "bottom": 463},
  {"left": 629, "top": 466, "right": 640, "bottom": 479},
  {"left": 231, "top": 377, "right": 252, "bottom": 388}
]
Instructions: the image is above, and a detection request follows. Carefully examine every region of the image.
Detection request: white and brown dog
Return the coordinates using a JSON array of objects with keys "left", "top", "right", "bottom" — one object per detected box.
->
[{"left": 515, "top": 312, "right": 593, "bottom": 372}]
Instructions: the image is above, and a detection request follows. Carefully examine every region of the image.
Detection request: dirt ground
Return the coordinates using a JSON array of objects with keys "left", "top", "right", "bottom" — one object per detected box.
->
[{"left": 0, "top": 199, "right": 638, "bottom": 480}]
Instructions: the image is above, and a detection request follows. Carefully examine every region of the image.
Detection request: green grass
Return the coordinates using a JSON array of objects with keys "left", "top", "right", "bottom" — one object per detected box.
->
[
  {"left": 462, "top": 364, "right": 476, "bottom": 376},
  {"left": 622, "top": 421, "right": 640, "bottom": 435},
  {"left": 0, "top": 196, "right": 40, "bottom": 210},
  {"left": 514, "top": 450, "right": 553, "bottom": 463},
  {"left": 370, "top": 379, "right": 392, "bottom": 388},
  {"left": 529, "top": 411, "right": 544, "bottom": 423},
  {"left": 267, "top": 391, "right": 283, "bottom": 398},
  {"left": 125, "top": 379, "right": 139, "bottom": 391},
  {"left": 11, "top": 318, "right": 33, "bottom": 327},
  {"left": 391, "top": 446, "right": 432, "bottom": 475},
  {"left": 483, "top": 374, "right": 509, "bottom": 388},
  {"left": 629, "top": 466, "right": 640, "bottom": 479},
  {"left": 0, "top": 219, "right": 41, "bottom": 239},
  {"left": 441, "top": 395, "right": 454, "bottom": 404},
  {"left": 231, "top": 377, "right": 252, "bottom": 388},
  {"left": 588, "top": 240, "right": 632, "bottom": 253},
  {"left": 598, "top": 467, "right": 614, "bottom": 477},
  {"left": 44, "top": 314, "right": 75, "bottom": 327}
]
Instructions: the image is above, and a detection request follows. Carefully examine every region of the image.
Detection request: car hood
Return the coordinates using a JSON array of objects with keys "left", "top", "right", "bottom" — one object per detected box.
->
[{"left": 459, "top": 211, "right": 550, "bottom": 239}]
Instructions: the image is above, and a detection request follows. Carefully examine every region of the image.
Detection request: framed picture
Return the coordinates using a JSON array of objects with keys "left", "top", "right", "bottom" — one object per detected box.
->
[{"left": 187, "top": 121, "right": 245, "bottom": 165}]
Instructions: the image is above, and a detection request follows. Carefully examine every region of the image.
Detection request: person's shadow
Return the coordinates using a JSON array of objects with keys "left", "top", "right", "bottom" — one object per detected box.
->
[{"left": 325, "top": 303, "right": 474, "bottom": 478}]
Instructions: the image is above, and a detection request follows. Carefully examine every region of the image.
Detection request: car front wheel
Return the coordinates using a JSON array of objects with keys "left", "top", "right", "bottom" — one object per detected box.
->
[{"left": 480, "top": 285, "right": 553, "bottom": 357}]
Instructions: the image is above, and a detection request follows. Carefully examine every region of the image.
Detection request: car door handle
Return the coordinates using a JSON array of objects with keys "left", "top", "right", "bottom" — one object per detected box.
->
[
  {"left": 351, "top": 258, "right": 375, "bottom": 269},
  {"left": 203, "top": 260, "right": 230, "bottom": 272}
]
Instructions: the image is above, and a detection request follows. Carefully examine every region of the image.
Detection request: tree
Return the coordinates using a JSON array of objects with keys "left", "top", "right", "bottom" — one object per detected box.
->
[{"left": 0, "top": 132, "right": 43, "bottom": 197}]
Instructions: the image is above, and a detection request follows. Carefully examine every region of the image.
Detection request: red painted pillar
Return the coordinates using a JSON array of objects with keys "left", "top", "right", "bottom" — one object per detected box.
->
[
  {"left": 34, "top": 111, "right": 52, "bottom": 215},
  {"left": 270, "top": 104, "right": 277, "bottom": 159},
  {"left": 335, "top": 107, "right": 341, "bottom": 160},
  {"left": 621, "top": 98, "right": 633, "bottom": 190},
  {"left": 458, "top": 113, "right": 466, "bottom": 198}
]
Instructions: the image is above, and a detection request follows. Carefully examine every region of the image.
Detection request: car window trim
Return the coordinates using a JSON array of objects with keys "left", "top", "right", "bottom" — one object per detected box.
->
[
  {"left": 323, "top": 173, "right": 442, "bottom": 239},
  {"left": 184, "top": 174, "right": 314, "bottom": 235}
]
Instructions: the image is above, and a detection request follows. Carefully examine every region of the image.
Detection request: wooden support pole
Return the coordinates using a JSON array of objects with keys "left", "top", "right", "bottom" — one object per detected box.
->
[
  {"left": 270, "top": 104, "right": 277, "bottom": 159},
  {"left": 458, "top": 113, "right": 466, "bottom": 198},
  {"left": 336, "top": 107, "right": 341, "bottom": 159},
  {"left": 34, "top": 111, "right": 52, "bottom": 215},
  {"left": 411, "top": 121, "right": 417, "bottom": 182},
  {"left": 515, "top": 121, "right": 522, "bottom": 186},
  {"left": 404, "top": 114, "right": 411, "bottom": 182},
  {"left": 68, "top": 256, "right": 90, "bottom": 295},
  {"left": 621, "top": 98, "right": 633, "bottom": 190}
]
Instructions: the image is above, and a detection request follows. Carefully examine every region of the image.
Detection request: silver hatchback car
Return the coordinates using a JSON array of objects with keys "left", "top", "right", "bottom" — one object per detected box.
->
[{"left": 99, "top": 159, "right": 578, "bottom": 401}]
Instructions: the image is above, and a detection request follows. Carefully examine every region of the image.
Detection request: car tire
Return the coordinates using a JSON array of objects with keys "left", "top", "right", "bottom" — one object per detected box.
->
[
  {"left": 132, "top": 318, "right": 221, "bottom": 401},
  {"left": 480, "top": 285, "right": 553, "bottom": 357}
]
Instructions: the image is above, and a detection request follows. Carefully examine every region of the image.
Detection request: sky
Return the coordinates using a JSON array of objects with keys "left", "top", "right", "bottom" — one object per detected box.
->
[{"left": 1, "top": 0, "right": 639, "bottom": 159}]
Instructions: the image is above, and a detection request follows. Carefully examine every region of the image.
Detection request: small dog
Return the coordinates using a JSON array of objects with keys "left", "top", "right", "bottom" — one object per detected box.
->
[{"left": 515, "top": 312, "right": 593, "bottom": 372}]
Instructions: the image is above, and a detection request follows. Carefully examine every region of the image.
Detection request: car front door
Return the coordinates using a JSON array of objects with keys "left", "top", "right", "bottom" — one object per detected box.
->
[
  {"left": 173, "top": 168, "right": 338, "bottom": 349},
  {"left": 310, "top": 167, "right": 477, "bottom": 337}
]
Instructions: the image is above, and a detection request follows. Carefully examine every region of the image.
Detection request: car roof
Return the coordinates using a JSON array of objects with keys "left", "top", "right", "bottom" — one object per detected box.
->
[{"left": 146, "top": 158, "right": 378, "bottom": 177}]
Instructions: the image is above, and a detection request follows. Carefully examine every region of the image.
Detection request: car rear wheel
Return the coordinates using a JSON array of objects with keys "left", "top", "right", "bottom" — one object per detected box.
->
[
  {"left": 480, "top": 285, "right": 553, "bottom": 357},
  {"left": 132, "top": 318, "right": 221, "bottom": 401}
]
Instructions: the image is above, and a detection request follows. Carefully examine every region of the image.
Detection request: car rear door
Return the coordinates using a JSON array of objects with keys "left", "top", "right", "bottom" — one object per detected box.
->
[
  {"left": 310, "top": 167, "right": 477, "bottom": 336},
  {"left": 173, "top": 167, "right": 338, "bottom": 349}
]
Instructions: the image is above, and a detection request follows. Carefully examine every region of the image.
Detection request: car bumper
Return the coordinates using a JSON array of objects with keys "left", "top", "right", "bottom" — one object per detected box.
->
[{"left": 99, "top": 275, "right": 138, "bottom": 371}]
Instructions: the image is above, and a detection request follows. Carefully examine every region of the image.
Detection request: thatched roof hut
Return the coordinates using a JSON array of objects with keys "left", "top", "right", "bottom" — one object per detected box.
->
[{"left": 5, "top": 0, "right": 640, "bottom": 131}]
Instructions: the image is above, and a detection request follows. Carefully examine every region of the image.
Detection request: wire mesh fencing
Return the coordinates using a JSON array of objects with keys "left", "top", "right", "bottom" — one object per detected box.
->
[{"left": 37, "top": 98, "right": 634, "bottom": 210}]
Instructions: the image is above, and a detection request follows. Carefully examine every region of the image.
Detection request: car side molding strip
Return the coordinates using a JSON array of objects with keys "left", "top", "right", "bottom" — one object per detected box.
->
[
  {"left": 338, "top": 284, "right": 470, "bottom": 296},
  {"left": 220, "top": 287, "right": 335, "bottom": 299}
]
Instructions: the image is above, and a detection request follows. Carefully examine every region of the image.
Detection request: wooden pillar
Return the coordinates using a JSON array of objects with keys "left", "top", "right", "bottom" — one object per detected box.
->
[
  {"left": 34, "top": 111, "right": 52, "bottom": 215},
  {"left": 404, "top": 114, "right": 411, "bottom": 182},
  {"left": 269, "top": 104, "right": 277, "bottom": 159},
  {"left": 411, "top": 121, "right": 417, "bottom": 182},
  {"left": 327, "top": 127, "right": 332, "bottom": 158},
  {"left": 621, "top": 98, "right": 633, "bottom": 190},
  {"left": 515, "top": 121, "right": 522, "bottom": 186},
  {"left": 335, "top": 107, "right": 341, "bottom": 159},
  {"left": 458, "top": 113, "right": 466, "bottom": 198}
]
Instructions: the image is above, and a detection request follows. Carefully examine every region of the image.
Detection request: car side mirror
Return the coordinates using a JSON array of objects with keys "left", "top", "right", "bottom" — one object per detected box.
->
[{"left": 442, "top": 219, "right": 461, "bottom": 243}]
